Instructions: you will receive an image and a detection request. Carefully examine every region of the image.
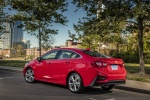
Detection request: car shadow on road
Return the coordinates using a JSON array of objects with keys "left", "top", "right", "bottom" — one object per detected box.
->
[
  {"left": 83, "top": 87, "right": 112, "bottom": 95},
  {"left": 36, "top": 81, "right": 112, "bottom": 95}
]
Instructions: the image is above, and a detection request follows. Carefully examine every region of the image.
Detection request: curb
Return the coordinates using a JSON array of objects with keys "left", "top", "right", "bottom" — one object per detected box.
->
[
  {"left": 115, "top": 85, "right": 150, "bottom": 95},
  {"left": 0, "top": 66, "right": 23, "bottom": 72}
]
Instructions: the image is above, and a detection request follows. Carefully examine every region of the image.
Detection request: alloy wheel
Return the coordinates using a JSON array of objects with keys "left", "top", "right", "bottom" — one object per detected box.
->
[
  {"left": 68, "top": 73, "right": 83, "bottom": 93},
  {"left": 25, "top": 68, "right": 35, "bottom": 83}
]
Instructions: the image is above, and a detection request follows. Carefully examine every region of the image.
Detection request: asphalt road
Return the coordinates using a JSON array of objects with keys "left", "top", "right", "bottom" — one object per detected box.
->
[{"left": 0, "top": 69, "right": 150, "bottom": 100}]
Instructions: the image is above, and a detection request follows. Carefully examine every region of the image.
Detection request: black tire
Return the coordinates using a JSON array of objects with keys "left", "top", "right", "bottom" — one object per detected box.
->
[
  {"left": 25, "top": 68, "right": 35, "bottom": 83},
  {"left": 68, "top": 73, "right": 84, "bottom": 93},
  {"left": 101, "top": 84, "right": 115, "bottom": 90}
]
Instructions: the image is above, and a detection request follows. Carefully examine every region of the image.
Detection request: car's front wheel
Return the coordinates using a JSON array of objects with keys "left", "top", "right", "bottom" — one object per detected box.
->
[
  {"left": 68, "top": 73, "right": 84, "bottom": 93},
  {"left": 101, "top": 84, "right": 115, "bottom": 90},
  {"left": 25, "top": 68, "right": 35, "bottom": 83}
]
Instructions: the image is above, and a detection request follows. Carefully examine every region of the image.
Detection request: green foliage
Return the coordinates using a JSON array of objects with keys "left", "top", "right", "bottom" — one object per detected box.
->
[
  {"left": 78, "top": 34, "right": 100, "bottom": 50},
  {"left": 9, "top": 0, "right": 68, "bottom": 33},
  {"left": 10, "top": 44, "right": 26, "bottom": 57},
  {"left": 8, "top": 0, "right": 68, "bottom": 56},
  {"left": 125, "top": 63, "right": 150, "bottom": 82},
  {"left": 0, "top": 0, "right": 7, "bottom": 36},
  {"left": 110, "top": 51, "right": 139, "bottom": 63},
  {"left": 26, "top": 55, "right": 34, "bottom": 60},
  {"left": 0, "top": 60, "right": 28, "bottom": 67},
  {"left": 110, "top": 50, "right": 150, "bottom": 64},
  {"left": 73, "top": 0, "right": 150, "bottom": 75},
  {"left": 41, "top": 34, "right": 55, "bottom": 52}
]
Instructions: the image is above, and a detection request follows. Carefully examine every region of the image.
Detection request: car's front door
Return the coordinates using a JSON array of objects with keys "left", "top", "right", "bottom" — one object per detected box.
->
[{"left": 34, "top": 50, "right": 60, "bottom": 80}]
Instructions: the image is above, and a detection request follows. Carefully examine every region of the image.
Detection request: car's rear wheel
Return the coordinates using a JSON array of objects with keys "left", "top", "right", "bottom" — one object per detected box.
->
[
  {"left": 68, "top": 73, "right": 83, "bottom": 93},
  {"left": 101, "top": 84, "right": 115, "bottom": 90},
  {"left": 25, "top": 68, "right": 35, "bottom": 83}
]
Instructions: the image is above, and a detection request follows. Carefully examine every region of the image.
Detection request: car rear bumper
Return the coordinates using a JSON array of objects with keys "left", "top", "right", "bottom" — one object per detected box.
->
[
  {"left": 79, "top": 67, "right": 127, "bottom": 87},
  {"left": 89, "top": 73, "right": 126, "bottom": 86},
  {"left": 94, "top": 79, "right": 126, "bottom": 86}
]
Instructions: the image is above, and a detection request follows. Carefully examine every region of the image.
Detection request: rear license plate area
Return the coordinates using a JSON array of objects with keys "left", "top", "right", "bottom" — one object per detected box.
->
[{"left": 111, "top": 65, "right": 118, "bottom": 70}]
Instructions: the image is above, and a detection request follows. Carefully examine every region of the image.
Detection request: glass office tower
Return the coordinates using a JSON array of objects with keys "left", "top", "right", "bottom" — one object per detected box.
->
[{"left": 1, "top": 20, "right": 23, "bottom": 49}]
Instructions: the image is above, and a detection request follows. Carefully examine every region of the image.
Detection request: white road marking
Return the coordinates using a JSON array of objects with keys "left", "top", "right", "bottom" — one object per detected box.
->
[
  {"left": 105, "top": 98, "right": 116, "bottom": 100},
  {"left": 0, "top": 77, "right": 12, "bottom": 79},
  {"left": 89, "top": 98, "right": 97, "bottom": 100}
]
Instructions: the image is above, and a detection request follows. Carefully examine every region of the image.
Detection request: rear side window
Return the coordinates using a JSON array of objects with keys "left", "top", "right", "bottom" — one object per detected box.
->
[
  {"left": 83, "top": 50, "right": 110, "bottom": 58},
  {"left": 58, "top": 50, "right": 81, "bottom": 59},
  {"left": 71, "top": 52, "right": 81, "bottom": 58},
  {"left": 59, "top": 50, "right": 72, "bottom": 59}
]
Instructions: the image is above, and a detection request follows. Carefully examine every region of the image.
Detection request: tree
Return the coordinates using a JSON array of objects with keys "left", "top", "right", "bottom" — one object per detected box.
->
[
  {"left": 80, "top": 34, "right": 100, "bottom": 51},
  {"left": 10, "top": 44, "right": 26, "bottom": 57},
  {"left": 68, "top": 30, "right": 101, "bottom": 51},
  {"left": 41, "top": 34, "right": 55, "bottom": 52},
  {"left": 8, "top": 0, "right": 68, "bottom": 56},
  {"left": 0, "top": 0, "right": 7, "bottom": 36},
  {"left": 73, "top": 0, "right": 150, "bottom": 76}
]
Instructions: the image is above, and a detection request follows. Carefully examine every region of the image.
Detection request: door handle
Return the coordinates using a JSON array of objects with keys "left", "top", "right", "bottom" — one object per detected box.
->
[
  {"left": 47, "top": 62, "right": 51, "bottom": 64},
  {"left": 65, "top": 62, "right": 70, "bottom": 64}
]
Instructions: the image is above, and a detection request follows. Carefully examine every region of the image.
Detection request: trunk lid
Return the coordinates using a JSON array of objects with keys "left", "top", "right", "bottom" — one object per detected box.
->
[{"left": 94, "top": 57, "right": 125, "bottom": 74}]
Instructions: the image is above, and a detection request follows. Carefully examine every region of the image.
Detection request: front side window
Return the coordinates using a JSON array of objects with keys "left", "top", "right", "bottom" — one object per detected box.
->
[{"left": 42, "top": 50, "right": 59, "bottom": 60}]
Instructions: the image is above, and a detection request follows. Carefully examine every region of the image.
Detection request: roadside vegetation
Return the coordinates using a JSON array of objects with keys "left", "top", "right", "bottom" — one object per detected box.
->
[
  {"left": 0, "top": 60, "right": 150, "bottom": 83},
  {"left": 125, "top": 63, "right": 150, "bottom": 82},
  {"left": 0, "top": 60, "right": 28, "bottom": 68}
]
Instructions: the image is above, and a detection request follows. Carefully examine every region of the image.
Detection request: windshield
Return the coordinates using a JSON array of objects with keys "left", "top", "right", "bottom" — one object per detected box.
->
[{"left": 83, "top": 50, "right": 110, "bottom": 58}]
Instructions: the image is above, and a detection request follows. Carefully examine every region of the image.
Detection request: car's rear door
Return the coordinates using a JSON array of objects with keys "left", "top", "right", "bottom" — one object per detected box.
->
[{"left": 49, "top": 50, "right": 81, "bottom": 84}]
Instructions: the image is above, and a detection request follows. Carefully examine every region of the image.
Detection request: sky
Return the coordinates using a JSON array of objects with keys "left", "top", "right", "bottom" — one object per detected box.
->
[
  {"left": 4, "top": 0, "right": 86, "bottom": 48},
  {"left": 3, "top": 1, "right": 138, "bottom": 48}
]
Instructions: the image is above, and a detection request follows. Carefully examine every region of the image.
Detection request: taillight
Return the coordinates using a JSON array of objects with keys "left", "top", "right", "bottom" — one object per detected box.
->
[
  {"left": 103, "top": 63, "right": 107, "bottom": 66},
  {"left": 91, "top": 61, "right": 107, "bottom": 67},
  {"left": 122, "top": 63, "right": 125, "bottom": 67}
]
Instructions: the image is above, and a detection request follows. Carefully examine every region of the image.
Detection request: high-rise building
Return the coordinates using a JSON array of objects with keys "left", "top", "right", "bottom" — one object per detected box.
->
[{"left": 0, "top": 20, "right": 23, "bottom": 49}]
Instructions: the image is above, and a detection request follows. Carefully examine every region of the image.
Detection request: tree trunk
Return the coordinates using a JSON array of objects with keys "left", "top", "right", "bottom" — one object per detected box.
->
[
  {"left": 39, "top": 27, "right": 42, "bottom": 57},
  {"left": 117, "top": 43, "right": 119, "bottom": 53},
  {"left": 138, "top": 17, "right": 145, "bottom": 76}
]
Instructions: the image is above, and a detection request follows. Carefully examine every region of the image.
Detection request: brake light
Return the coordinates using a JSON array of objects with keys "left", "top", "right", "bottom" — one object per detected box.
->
[
  {"left": 103, "top": 63, "right": 108, "bottom": 66},
  {"left": 96, "top": 62, "right": 102, "bottom": 66},
  {"left": 91, "top": 61, "right": 107, "bottom": 67},
  {"left": 122, "top": 63, "right": 125, "bottom": 67}
]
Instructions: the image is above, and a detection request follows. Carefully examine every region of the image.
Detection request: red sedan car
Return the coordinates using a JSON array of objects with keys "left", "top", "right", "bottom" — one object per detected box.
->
[{"left": 23, "top": 48, "right": 126, "bottom": 93}]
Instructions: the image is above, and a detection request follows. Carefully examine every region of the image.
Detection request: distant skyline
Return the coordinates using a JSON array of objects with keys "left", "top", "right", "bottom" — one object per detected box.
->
[
  {"left": 0, "top": 20, "right": 23, "bottom": 49},
  {"left": 4, "top": 1, "right": 86, "bottom": 48}
]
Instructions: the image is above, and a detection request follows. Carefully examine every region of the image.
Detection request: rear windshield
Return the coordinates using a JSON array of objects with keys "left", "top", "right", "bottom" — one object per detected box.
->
[{"left": 83, "top": 50, "right": 110, "bottom": 58}]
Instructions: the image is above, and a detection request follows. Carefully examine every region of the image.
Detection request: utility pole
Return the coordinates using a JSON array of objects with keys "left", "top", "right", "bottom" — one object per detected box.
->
[{"left": 0, "top": 37, "right": 5, "bottom": 59}]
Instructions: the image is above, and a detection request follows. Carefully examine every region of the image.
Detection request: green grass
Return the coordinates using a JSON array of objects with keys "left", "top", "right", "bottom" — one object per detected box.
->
[
  {"left": 125, "top": 63, "right": 150, "bottom": 74},
  {"left": 125, "top": 63, "right": 150, "bottom": 82},
  {"left": 127, "top": 74, "right": 150, "bottom": 82},
  {"left": 0, "top": 60, "right": 28, "bottom": 67}
]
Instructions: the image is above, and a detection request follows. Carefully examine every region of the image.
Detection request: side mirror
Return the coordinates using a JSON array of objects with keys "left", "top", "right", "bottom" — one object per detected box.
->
[{"left": 37, "top": 57, "right": 42, "bottom": 62}]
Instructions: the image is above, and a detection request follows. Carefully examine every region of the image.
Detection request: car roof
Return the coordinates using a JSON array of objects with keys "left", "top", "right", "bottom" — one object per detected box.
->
[{"left": 52, "top": 48, "right": 83, "bottom": 51}]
